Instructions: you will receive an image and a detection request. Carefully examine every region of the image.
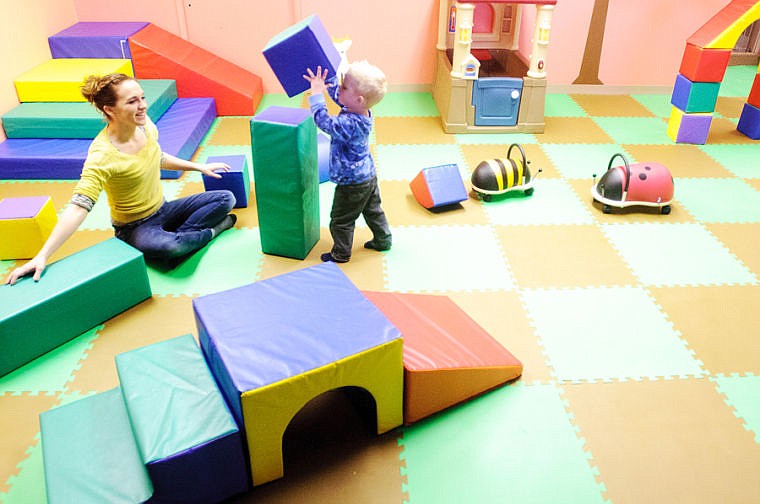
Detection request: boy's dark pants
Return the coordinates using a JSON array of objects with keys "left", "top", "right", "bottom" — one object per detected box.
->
[{"left": 329, "top": 177, "right": 391, "bottom": 261}]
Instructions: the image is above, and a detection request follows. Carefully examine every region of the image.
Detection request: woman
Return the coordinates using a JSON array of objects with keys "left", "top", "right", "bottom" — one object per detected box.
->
[{"left": 6, "top": 73, "right": 237, "bottom": 285}]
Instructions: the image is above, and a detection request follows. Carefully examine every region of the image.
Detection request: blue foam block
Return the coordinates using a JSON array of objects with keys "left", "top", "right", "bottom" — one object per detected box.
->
[
  {"left": 418, "top": 164, "right": 468, "bottom": 207},
  {"left": 193, "top": 262, "right": 402, "bottom": 427},
  {"left": 116, "top": 335, "right": 248, "bottom": 503},
  {"left": 155, "top": 97, "right": 217, "bottom": 179},
  {"left": 317, "top": 130, "right": 330, "bottom": 183},
  {"left": 203, "top": 155, "right": 250, "bottom": 207},
  {"left": 737, "top": 102, "right": 760, "bottom": 139},
  {"left": 263, "top": 15, "right": 342, "bottom": 97},
  {"left": 48, "top": 22, "right": 149, "bottom": 59}
]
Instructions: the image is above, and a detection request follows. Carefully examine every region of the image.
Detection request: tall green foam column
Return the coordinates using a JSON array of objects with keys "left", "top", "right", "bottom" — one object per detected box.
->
[{"left": 251, "top": 106, "right": 319, "bottom": 259}]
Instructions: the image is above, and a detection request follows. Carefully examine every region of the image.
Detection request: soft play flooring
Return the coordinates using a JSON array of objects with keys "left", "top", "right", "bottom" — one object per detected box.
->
[{"left": 2, "top": 65, "right": 760, "bottom": 504}]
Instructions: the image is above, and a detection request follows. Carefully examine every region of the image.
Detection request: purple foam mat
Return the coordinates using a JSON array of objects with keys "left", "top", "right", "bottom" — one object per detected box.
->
[
  {"left": 48, "top": 22, "right": 149, "bottom": 59},
  {"left": 0, "top": 97, "right": 215, "bottom": 180},
  {"left": 0, "top": 196, "right": 49, "bottom": 219}
]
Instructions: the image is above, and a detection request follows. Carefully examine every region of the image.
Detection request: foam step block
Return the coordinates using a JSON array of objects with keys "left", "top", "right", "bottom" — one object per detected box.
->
[
  {"left": 362, "top": 291, "right": 523, "bottom": 424},
  {"left": 14, "top": 58, "right": 134, "bottom": 102},
  {"left": 678, "top": 43, "right": 731, "bottom": 83},
  {"left": 115, "top": 335, "right": 248, "bottom": 503},
  {"left": 203, "top": 155, "right": 250, "bottom": 208},
  {"left": 2, "top": 79, "right": 177, "bottom": 139},
  {"left": 667, "top": 106, "right": 713, "bottom": 145},
  {"left": 129, "top": 23, "right": 263, "bottom": 115},
  {"left": 409, "top": 163, "right": 468, "bottom": 209},
  {"left": 40, "top": 388, "right": 154, "bottom": 504},
  {"left": 194, "top": 263, "right": 403, "bottom": 485},
  {"left": 156, "top": 97, "right": 217, "bottom": 179},
  {"left": 737, "top": 102, "right": 760, "bottom": 139},
  {"left": 263, "top": 15, "right": 342, "bottom": 97},
  {"left": 671, "top": 73, "right": 720, "bottom": 113},
  {"left": 0, "top": 138, "right": 92, "bottom": 179},
  {"left": 0, "top": 196, "right": 57, "bottom": 260},
  {"left": 250, "top": 106, "right": 319, "bottom": 259},
  {"left": 0, "top": 238, "right": 151, "bottom": 377},
  {"left": 0, "top": 96, "right": 211, "bottom": 180},
  {"left": 687, "top": 0, "right": 760, "bottom": 49},
  {"left": 48, "top": 21, "right": 149, "bottom": 59}
]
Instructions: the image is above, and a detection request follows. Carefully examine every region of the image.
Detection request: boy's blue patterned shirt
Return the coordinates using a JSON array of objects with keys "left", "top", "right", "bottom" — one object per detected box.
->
[{"left": 308, "top": 79, "right": 375, "bottom": 185}]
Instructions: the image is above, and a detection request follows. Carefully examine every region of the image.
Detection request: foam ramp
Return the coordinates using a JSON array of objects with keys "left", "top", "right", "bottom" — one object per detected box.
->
[
  {"left": 155, "top": 97, "right": 217, "bottom": 179},
  {"left": 40, "top": 388, "right": 154, "bottom": 504},
  {"left": 362, "top": 291, "right": 523, "bottom": 424},
  {"left": 2, "top": 79, "right": 177, "bottom": 139},
  {"left": 115, "top": 335, "right": 248, "bottom": 503},
  {"left": 0, "top": 238, "right": 152, "bottom": 377},
  {"left": 48, "top": 21, "right": 149, "bottom": 59},
  {"left": 129, "top": 23, "right": 263, "bottom": 115}
]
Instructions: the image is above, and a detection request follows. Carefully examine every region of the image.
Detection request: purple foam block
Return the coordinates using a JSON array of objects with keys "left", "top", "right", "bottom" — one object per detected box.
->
[
  {"left": 0, "top": 196, "right": 49, "bottom": 219},
  {"left": 48, "top": 22, "right": 149, "bottom": 59},
  {"left": 156, "top": 97, "right": 217, "bottom": 179}
]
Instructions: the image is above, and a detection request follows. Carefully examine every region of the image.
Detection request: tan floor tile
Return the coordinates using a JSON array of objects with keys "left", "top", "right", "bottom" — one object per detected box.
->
[
  {"left": 374, "top": 117, "right": 456, "bottom": 145},
  {"left": 206, "top": 117, "right": 253, "bottom": 146},
  {"left": 0, "top": 181, "right": 77, "bottom": 213},
  {"left": 706, "top": 223, "right": 760, "bottom": 277},
  {"left": 563, "top": 379, "right": 760, "bottom": 504},
  {"left": 540, "top": 117, "right": 615, "bottom": 144},
  {"left": 622, "top": 144, "right": 735, "bottom": 178},
  {"left": 715, "top": 96, "right": 747, "bottom": 119},
  {"left": 569, "top": 94, "right": 656, "bottom": 117},
  {"left": 707, "top": 117, "right": 759, "bottom": 144}
]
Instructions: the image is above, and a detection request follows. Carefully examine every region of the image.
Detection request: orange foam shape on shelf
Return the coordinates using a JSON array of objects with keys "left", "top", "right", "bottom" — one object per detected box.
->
[
  {"left": 362, "top": 291, "right": 523, "bottom": 424},
  {"left": 128, "top": 24, "right": 262, "bottom": 116}
]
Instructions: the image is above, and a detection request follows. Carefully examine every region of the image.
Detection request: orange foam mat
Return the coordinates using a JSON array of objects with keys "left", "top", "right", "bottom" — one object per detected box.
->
[
  {"left": 362, "top": 291, "right": 522, "bottom": 424},
  {"left": 128, "top": 23, "right": 262, "bottom": 115}
]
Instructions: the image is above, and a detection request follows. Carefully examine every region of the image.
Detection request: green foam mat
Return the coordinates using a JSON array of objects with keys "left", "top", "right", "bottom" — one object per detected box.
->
[
  {"left": 373, "top": 92, "right": 439, "bottom": 117},
  {"left": 592, "top": 117, "right": 671, "bottom": 145},
  {"left": 631, "top": 94, "right": 674, "bottom": 118},
  {"left": 601, "top": 222, "right": 757, "bottom": 286},
  {"left": 374, "top": 144, "right": 466, "bottom": 181},
  {"left": 541, "top": 143, "right": 629, "bottom": 179},
  {"left": 401, "top": 382, "right": 606, "bottom": 503},
  {"left": 698, "top": 143, "right": 760, "bottom": 179},
  {"left": 39, "top": 387, "right": 153, "bottom": 503},
  {"left": 675, "top": 178, "right": 760, "bottom": 223},
  {"left": 713, "top": 374, "right": 760, "bottom": 443},
  {"left": 521, "top": 286, "right": 704, "bottom": 382},
  {"left": 482, "top": 179, "right": 595, "bottom": 225},
  {"left": 545, "top": 93, "right": 588, "bottom": 117}
]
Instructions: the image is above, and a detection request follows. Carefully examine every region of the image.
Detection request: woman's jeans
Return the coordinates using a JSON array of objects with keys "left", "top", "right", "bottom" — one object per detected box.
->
[
  {"left": 114, "top": 190, "right": 235, "bottom": 260},
  {"left": 329, "top": 177, "right": 391, "bottom": 261}
]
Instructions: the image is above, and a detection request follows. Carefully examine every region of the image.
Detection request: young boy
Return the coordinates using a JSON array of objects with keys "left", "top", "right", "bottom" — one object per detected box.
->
[{"left": 303, "top": 61, "right": 392, "bottom": 263}]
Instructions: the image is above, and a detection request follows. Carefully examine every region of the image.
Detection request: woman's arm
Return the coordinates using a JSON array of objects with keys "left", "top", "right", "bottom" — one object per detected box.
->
[
  {"left": 5, "top": 204, "right": 89, "bottom": 285},
  {"left": 161, "top": 153, "right": 229, "bottom": 179}
]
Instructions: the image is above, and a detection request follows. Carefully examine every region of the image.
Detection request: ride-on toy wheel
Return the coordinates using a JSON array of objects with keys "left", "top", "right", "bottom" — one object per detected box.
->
[
  {"left": 525, "top": 188, "right": 534, "bottom": 196},
  {"left": 603, "top": 204, "right": 612, "bottom": 214},
  {"left": 661, "top": 205, "right": 671, "bottom": 215}
]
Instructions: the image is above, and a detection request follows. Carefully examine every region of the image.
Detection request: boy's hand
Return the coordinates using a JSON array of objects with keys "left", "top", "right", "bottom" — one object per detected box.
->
[{"left": 303, "top": 66, "right": 329, "bottom": 95}]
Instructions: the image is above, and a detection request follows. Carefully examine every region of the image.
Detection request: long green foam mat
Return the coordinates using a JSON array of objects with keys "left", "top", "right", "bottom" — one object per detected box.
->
[
  {"left": 1, "top": 79, "right": 177, "bottom": 139},
  {"left": 0, "top": 238, "right": 152, "bottom": 376},
  {"left": 40, "top": 387, "right": 154, "bottom": 504}
]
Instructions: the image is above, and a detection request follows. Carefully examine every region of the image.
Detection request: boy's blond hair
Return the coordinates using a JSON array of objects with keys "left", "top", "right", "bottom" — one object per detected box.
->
[{"left": 344, "top": 60, "right": 387, "bottom": 109}]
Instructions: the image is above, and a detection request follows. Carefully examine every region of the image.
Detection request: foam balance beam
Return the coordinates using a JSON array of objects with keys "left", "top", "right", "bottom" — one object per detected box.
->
[
  {"left": 2, "top": 79, "right": 177, "bottom": 139},
  {"left": 0, "top": 196, "right": 57, "bottom": 260},
  {"left": 156, "top": 97, "right": 216, "bottom": 179},
  {"left": 129, "top": 23, "right": 263, "bottom": 115},
  {"left": 115, "top": 335, "right": 248, "bottom": 503},
  {"left": 363, "top": 291, "right": 523, "bottom": 424},
  {"left": 194, "top": 263, "right": 403, "bottom": 486},
  {"left": 250, "top": 106, "right": 319, "bottom": 259},
  {"left": 0, "top": 238, "right": 151, "bottom": 377},
  {"left": 40, "top": 388, "right": 154, "bottom": 504},
  {"left": 0, "top": 96, "right": 212, "bottom": 180},
  {"left": 14, "top": 59, "right": 133, "bottom": 102},
  {"left": 48, "top": 21, "right": 149, "bottom": 59}
]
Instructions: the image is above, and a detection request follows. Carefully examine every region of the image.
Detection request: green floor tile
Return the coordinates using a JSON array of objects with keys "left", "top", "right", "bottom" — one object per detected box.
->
[
  {"left": 384, "top": 225, "right": 515, "bottom": 292},
  {"left": 455, "top": 132, "right": 537, "bottom": 145},
  {"left": 719, "top": 66, "right": 757, "bottom": 97},
  {"left": 522, "top": 287, "right": 704, "bottom": 382},
  {"left": 401, "top": 383, "right": 606, "bottom": 504},
  {"left": 0, "top": 440, "right": 47, "bottom": 504},
  {"left": 699, "top": 144, "right": 760, "bottom": 179},
  {"left": 713, "top": 374, "right": 760, "bottom": 442},
  {"left": 483, "top": 179, "right": 594, "bottom": 225},
  {"left": 146, "top": 227, "right": 263, "bottom": 296},
  {"left": 676, "top": 178, "right": 760, "bottom": 223},
  {"left": 592, "top": 117, "right": 671, "bottom": 145},
  {"left": 373, "top": 92, "right": 439, "bottom": 117},
  {"left": 541, "top": 143, "right": 629, "bottom": 179},
  {"left": 374, "top": 144, "right": 466, "bottom": 180},
  {"left": 545, "top": 93, "right": 589, "bottom": 117},
  {"left": 255, "top": 93, "right": 303, "bottom": 113},
  {"left": 632, "top": 93, "right": 673, "bottom": 118},
  {"left": 601, "top": 222, "right": 757, "bottom": 286}
]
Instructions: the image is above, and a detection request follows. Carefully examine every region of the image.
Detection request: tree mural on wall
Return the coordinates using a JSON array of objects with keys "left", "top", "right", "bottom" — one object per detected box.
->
[{"left": 573, "top": 0, "right": 610, "bottom": 84}]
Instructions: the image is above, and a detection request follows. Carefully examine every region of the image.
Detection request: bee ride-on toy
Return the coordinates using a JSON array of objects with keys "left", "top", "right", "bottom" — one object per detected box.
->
[
  {"left": 591, "top": 153, "right": 674, "bottom": 215},
  {"left": 471, "top": 143, "right": 541, "bottom": 202}
]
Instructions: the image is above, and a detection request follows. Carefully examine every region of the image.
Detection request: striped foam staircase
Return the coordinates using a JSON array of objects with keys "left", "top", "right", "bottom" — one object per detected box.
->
[{"left": 0, "top": 21, "right": 263, "bottom": 180}]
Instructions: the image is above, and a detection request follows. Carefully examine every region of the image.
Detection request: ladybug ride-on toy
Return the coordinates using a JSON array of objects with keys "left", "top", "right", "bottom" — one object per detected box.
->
[
  {"left": 591, "top": 153, "right": 674, "bottom": 214},
  {"left": 471, "top": 143, "right": 541, "bottom": 202}
]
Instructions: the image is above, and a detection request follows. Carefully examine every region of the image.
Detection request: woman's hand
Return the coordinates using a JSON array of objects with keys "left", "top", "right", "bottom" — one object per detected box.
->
[
  {"left": 5, "top": 255, "right": 47, "bottom": 285},
  {"left": 199, "top": 162, "right": 230, "bottom": 180},
  {"left": 303, "top": 66, "right": 329, "bottom": 95}
]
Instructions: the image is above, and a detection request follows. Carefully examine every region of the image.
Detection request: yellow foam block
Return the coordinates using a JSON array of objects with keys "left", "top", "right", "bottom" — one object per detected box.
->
[
  {"left": 666, "top": 107, "right": 684, "bottom": 142},
  {"left": 0, "top": 196, "right": 57, "bottom": 259},
  {"left": 241, "top": 339, "right": 403, "bottom": 486},
  {"left": 14, "top": 59, "right": 134, "bottom": 102},
  {"left": 705, "top": 3, "right": 760, "bottom": 49}
]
